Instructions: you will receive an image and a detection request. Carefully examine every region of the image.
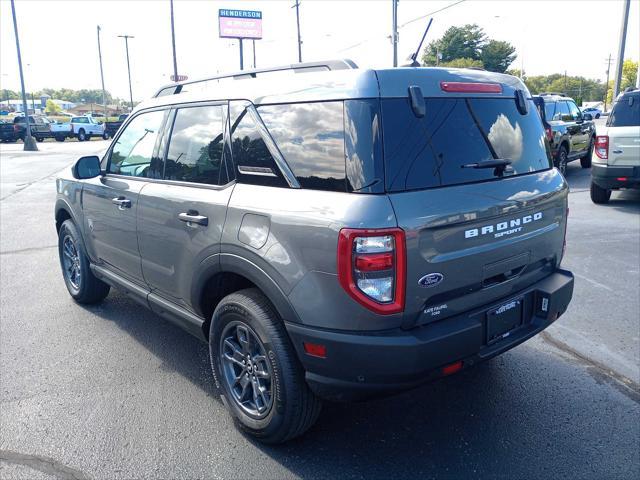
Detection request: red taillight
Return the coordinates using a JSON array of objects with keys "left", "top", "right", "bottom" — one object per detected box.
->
[
  {"left": 545, "top": 126, "right": 554, "bottom": 142},
  {"left": 303, "top": 342, "right": 327, "bottom": 358},
  {"left": 442, "top": 360, "right": 463, "bottom": 376},
  {"left": 595, "top": 135, "right": 608, "bottom": 159},
  {"left": 440, "top": 81, "right": 502, "bottom": 93},
  {"left": 337, "top": 228, "right": 406, "bottom": 315},
  {"left": 617, "top": 177, "right": 628, "bottom": 181}
]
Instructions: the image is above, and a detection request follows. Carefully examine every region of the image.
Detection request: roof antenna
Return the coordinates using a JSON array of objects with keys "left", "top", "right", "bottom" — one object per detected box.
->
[{"left": 403, "top": 18, "right": 433, "bottom": 67}]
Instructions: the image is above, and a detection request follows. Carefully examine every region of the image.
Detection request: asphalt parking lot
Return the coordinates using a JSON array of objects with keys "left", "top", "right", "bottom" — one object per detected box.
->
[{"left": 1, "top": 139, "right": 639, "bottom": 479}]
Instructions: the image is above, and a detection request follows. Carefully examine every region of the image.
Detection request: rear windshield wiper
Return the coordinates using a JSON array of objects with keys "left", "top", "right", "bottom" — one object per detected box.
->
[
  {"left": 462, "top": 159, "right": 513, "bottom": 177},
  {"left": 462, "top": 159, "right": 512, "bottom": 169}
]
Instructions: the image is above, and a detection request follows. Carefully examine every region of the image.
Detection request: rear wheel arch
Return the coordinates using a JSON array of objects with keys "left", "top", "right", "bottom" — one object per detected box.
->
[
  {"left": 55, "top": 204, "right": 73, "bottom": 233},
  {"left": 194, "top": 255, "right": 301, "bottom": 341}
]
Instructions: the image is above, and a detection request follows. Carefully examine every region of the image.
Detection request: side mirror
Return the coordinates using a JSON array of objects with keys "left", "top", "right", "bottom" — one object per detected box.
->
[
  {"left": 73, "top": 155, "right": 101, "bottom": 179},
  {"left": 583, "top": 113, "right": 593, "bottom": 121}
]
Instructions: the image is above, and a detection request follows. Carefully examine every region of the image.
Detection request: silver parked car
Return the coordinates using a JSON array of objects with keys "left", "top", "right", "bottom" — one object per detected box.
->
[{"left": 55, "top": 60, "right": 574, "bottom": 443}]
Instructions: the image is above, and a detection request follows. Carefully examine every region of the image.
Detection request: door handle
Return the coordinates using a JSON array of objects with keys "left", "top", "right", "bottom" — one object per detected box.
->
[
  {"left": 112, "top": 196, "right": 131, "bottom": 209},
  {"left": 612, "top": 149, "right": 623, "bottom": 154},
  {"left": 178, "top": 210, "right": 208, "bottom": 226}
]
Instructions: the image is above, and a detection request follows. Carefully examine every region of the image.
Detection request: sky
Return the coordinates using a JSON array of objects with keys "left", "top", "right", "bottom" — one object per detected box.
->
[{"left": 1, "top": 0, "right": 638, "bottom": 102}]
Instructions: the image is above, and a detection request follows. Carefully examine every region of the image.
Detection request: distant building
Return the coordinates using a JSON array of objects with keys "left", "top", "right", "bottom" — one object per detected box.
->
[
  {"left": 0, "top": 98, "right": 77, "bottom": 113},
  {"left": 69, "top": 103, "right": 122, "bottom": 116}
]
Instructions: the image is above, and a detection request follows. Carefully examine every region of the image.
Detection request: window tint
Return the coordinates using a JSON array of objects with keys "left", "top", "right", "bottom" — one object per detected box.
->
[
  {"left": 165, "top": 105, "right": 228, "bottom": 185},
  {"left": 108, "top": 110, "right": 165, "bottom": 178},
  {"left": 553, "top": 101, "right": 570, "bottom": 121},
  {"left": 567, "top": 101, "right": 581, "bottom": 120},
  {"left": 382, "top": 97, "right": 551, "bottom": 192},
  {"left": 607, "top": 94, "right": 640, "bottom": 127},
  {"left": 543, "top": 102, "right": 556, "bottom": 121},
  {"left": 258, "top": 102, "right": 347, "bottom": 191},
  {"left": 230, "top": 104, "right": 287, "bottom": 187}
]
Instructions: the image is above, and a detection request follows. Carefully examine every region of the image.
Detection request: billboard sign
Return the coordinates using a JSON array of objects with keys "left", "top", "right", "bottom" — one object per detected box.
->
[{"left": 219, "top": 9, "right": 262, "bottom": 39}]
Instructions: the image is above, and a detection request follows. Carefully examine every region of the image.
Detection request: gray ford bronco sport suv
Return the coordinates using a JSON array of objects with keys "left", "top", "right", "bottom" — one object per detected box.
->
[{"left": 55, "top": 60, "right": 574, "bottom": 443}]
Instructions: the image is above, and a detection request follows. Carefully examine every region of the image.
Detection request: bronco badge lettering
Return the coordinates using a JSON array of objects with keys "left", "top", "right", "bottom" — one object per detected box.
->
[{"left": 465, "top": 212, "right": 543, "bottom": 239}]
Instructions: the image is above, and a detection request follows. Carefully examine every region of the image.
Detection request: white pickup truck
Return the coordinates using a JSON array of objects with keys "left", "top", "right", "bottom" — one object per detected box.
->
[{"left": 50, "top": 116, "right": 107, "bottom": 142}]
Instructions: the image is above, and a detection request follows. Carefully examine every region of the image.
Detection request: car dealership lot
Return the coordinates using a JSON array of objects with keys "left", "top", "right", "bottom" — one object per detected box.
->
[{"left": 1, "top": 141, "right": 638, "bottom": 479}]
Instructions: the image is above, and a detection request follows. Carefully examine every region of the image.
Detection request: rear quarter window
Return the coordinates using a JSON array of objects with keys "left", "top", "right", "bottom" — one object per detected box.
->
[
  {"left": 382, "top": 97, "right": 551, "bottom": 192},
  {"left": 258, "top": 102, "right": 347, "bottom": 192},
  {"left": 607, "top": 94, "right": 640, "bottom": 127}
]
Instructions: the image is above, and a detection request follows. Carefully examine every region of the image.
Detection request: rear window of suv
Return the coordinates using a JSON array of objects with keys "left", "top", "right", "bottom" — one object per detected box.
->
[
  {"left": 382, "top": 97, "right": 551, "bottom": 192},
  {"left": 607, "top": 94, "right": 640, "bottom": 127}
]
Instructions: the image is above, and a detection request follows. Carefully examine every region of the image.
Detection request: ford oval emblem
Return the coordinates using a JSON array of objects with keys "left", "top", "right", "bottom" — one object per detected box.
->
[{"left": 418, "top": 273, "right": 444, "bottom": 288}]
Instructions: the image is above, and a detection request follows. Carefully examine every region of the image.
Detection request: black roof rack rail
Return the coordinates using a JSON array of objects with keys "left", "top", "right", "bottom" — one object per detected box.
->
[{"left": 153, "top": 59, "right": 359, "bottom": 97}]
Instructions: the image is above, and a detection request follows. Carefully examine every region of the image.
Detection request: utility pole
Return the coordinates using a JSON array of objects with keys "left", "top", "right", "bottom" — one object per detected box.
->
[
  {"left": 97, "top": 26, "right": 107, "bottom": 118},
  {"left": 118, "top": 35, "right": 135, "bottom": 112},
  {"left": 10, "top": 0, "right": 36, "bottom": 151},
  {"left": 563, "top": 70, "right": 567, "bottom": 92},
  {"left": 170, "top": 0, "right": 179, "bottom": 81},
  {"left": 613, "top": 0, "right": 630, "bottom": 99},
  {"left": 604, "top": 53, "right": 613, "bottom": 111},
  {"left": 293, "top": 1, "right": 302, "bottom": 63},
  {"left": 239, "top": 39, "right": 244, "bottom": 70},
  {"left": 391, "top": 0, "right": 399, "bottom": 67}
]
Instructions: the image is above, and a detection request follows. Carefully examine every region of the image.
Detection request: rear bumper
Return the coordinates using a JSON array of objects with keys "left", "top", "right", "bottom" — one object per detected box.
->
[
  {"left": 286, "top": 269, "right": 574, "bottom": 402},
  {"left": 592, "top": 163, "right": 640, "bottom": 189}
]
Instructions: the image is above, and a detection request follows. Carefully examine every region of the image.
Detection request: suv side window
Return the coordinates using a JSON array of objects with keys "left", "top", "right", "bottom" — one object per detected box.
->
[
  {"left": 258, "top": 102, "right": 347, "bottom": 192},
  {"left": 567, "top": 101, "right": 582, "bottom": 121},
  {"left": 108, "top": 110, "right": 165, "bottom": 178},
  {"left": 164, "top": 105, "right": 228, "bottom": 185},
  {"left": 554, "top": 102, "right": 570, "bottom": 121},
  {"left": 229, "top": 103, "right": 287, "bottom": 188}
]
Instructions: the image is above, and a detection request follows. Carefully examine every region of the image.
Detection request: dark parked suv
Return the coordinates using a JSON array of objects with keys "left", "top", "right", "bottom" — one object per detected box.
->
[
  {"left": 55, "top": 61, "right": 574, "bottom": 443},
  {"left": 533, "top": 93, "right": 596, "bottom": 174}
]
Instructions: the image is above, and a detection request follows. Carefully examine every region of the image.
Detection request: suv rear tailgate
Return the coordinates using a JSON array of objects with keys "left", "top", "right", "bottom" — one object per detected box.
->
[{"left": 390, "top": 170, "right": 568, "bottom": 327}]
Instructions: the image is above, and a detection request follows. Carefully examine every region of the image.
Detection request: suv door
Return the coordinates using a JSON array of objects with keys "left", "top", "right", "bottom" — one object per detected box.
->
[
  {"left": 137, "top": 103, "right": 235, "bottom": 308},
  {"left": 567, "top": 100, "right": 589, "bottom": 153},
  {"left": 82, "top": 109, "right": 167, "bottom": 283}
]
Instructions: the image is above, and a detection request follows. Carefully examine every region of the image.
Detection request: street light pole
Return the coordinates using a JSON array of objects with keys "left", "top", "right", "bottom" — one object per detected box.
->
[
  {"left": 604, "top": 53, "right": 613, "bottom": 111},
  {"left": 613, "top": 0, "right": 630, "bottom": 99},
  {"left": 10, "top": 0, "right": 37, "bottom": 151},
  {"left": 293, "top": 0, "right": 302, "bottom": 63},
  {"left": 391, "top": 0, "right": 399, "bottom": 67},
  {"left": 118, "top": 35, "right": 135, "bottom": 112},
  {"left": 97, "top": 26, "right": 107, "bottom": 118},
  {"left": 170, "top": 0, "right": 179, "bottom": 81}
]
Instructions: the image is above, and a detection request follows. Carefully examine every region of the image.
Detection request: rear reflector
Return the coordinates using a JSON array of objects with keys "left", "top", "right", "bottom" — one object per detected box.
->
[
  {"left": 440, "top": 81, "right": 502, "bottom": 93},
  {"left": 617, "top": 177, "right": 628, "bottom": 181},
  {"left": 303, "top": 342, "right": 327, "bottom": 358},
  {"left": 442, "top": 360, "right": 463, "bottom": 376}
]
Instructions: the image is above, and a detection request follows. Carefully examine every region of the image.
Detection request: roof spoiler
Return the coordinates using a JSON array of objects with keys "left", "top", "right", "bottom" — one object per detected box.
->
[{"left": 153, "top": 59, "right": 359, "bottom": 97}]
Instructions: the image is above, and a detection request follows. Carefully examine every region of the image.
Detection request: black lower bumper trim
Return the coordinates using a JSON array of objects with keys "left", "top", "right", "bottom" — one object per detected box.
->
[
  {"left": 592, "top": 163, "right": 640, "bottom": 189},
  {"left": 286, "top": 269, "right": 574, "bottom": 402}
]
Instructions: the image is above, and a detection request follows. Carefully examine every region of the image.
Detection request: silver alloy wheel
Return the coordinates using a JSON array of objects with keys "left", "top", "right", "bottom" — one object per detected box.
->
[
  {"left": 558, "top": 149, "right": 568, "bottom": 175},
  {"left": 62, "top": 235, "right": 82, "bottom": 290},
  {"left": 220, "top": 321, "right": 274, "bottom": 418}
]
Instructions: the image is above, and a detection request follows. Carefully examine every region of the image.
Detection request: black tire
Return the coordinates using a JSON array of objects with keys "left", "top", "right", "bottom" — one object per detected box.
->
[
  {"left": 590, "top": 181, "right": 611, "bottom": 204},
  {"left": 555, "top": 145, "right": 568, "bottom": 176},
  {"left": 580, "top": 138, "right": 594, "bottom": 168},
  {"left": 77, "top": 129, "right": 86, "bottom": 142},
  {"left": 58, "top": 219, "right": 110, "bottom": 304},
  {"left": 102, "top": 132, "right": 109, "bottom": 140},
  {"left": 35, "top": 136, "right": 43, "bottom": 142},
  {"left": 210, "top": 288, "right": 322, "bottom": 444},
  {"left": 596, "top": 113, "right": 600, "bottom": 119}
]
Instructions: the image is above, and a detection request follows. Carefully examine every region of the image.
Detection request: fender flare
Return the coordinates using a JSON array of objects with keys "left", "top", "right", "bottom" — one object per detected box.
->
[{"left": 190, "top": 252, "right": 301, "bottom": 326}]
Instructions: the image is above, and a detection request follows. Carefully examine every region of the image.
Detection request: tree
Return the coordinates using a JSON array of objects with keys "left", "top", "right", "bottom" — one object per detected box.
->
[
  {"left": 422, "top": 24, "right": 486, "bottom": 65},
  {"left": 605, "top": 59, "right": 637, "bottom": 105},
  {"left": 441, "top": 58, "right": 484, "bottom": 69},
  {"left": 421, "top": 24, "right": 516, "bottom": 73},
  {"left": 45, "top": 99, "right": 61, "bottom": 114},
  {"left": 481, "top": 40, "right": 516, "bottom": 73}
]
